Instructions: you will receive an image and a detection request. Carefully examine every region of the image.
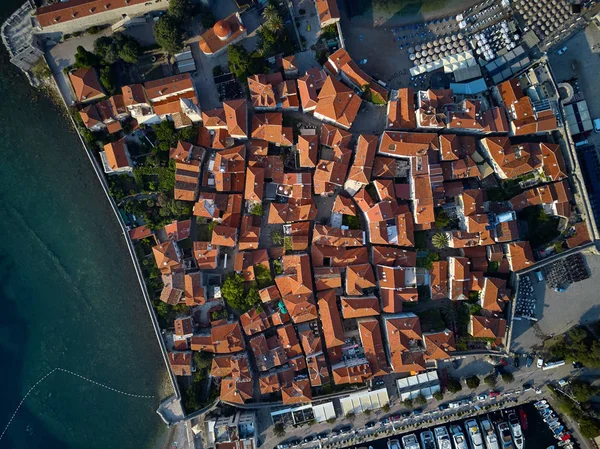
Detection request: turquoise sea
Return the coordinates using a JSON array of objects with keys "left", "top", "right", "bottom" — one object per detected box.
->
[{"left": 0, "top": 2, "right": 170, "bottom": 448}]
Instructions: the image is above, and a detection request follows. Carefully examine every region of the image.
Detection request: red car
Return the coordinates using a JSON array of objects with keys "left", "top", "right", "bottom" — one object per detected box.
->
[{"left": 490, "top": 391, "right": 500, "bottom": 398}]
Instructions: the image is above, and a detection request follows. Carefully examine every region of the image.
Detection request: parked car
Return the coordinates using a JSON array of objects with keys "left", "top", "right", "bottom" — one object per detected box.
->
[
  {"left": 366, "top": 421, "right": 376, "bottom": 428},
  {"left": 514, "top": 356, "right": 520, "bottom": 368},
  {"left": 317, "top": 432, "right": 329, "bottom": 440},
  {"left": 558, "top": 378, "right": 569, "bottom": 387},
  {"left": 412, "top": 409, "right": 423, "bottom": 416},
  {"left": 573, "top": 361, "right": 583, "bottom": 369},
  {"left": 449, "top": 401, "right": 461, "bottom": 409},
  {"left": 339, "top": 426, "right": 352, "bottom": 434},
  {"left": 477, "top": 394, "right": 488, "bottom": 401},
  {"left": 523, "top": 383, "right": 533, "bottom": 392},
  {"left": 526, "top": 355, "right": 533, "bottom": 367},
  {"left": 380, "top": 417, "right": 390, "bottom": 425},
  {"left": 439, "top": 403, "right": 449, "bottom": 410},
  {"left": 401, "top": 412, "right": 411, "bottom": 419},
  {"left": 537, "top": 358, "right": 544, "bottom": 368},
  {"left": 303, "top": 435, "right": 315, "bottom": 443},
  {"left": 490, "top": 391, "right": 500, "bottom": 398},
  {"left": 289, "top": 439, "right": 301, "bottom": 447}
]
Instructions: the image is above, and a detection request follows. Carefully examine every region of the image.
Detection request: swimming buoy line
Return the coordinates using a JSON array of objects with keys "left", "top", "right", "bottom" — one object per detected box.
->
[{"left": 0, "top": 367, "right": 154, "bottom": 441}]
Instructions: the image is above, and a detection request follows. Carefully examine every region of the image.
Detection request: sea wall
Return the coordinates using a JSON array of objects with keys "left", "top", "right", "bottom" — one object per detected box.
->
[{"left": 46, "top": 64, "right": 181, "bottom": 406}]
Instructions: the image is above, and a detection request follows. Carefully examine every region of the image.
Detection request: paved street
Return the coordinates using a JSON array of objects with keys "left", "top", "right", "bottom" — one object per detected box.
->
[{"left": 510, "top": 254, "right": 600, "bottom": 353}]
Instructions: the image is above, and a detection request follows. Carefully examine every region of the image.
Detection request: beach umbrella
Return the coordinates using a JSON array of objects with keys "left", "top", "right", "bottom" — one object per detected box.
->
[
  {"left": 416, "top": 44, "right": 422, "bottom": 51},
  {"left": 419, "top": 57, "right": 427, "bottom": 64},
  {"left": 452, "top": 34, "right": 458, "bottom": 41},
  {"left": 415, "top": 51, "right": 422, "bottom": 58},
  {"left": 434, "top": 46, "right": 441, "bottom": 53},
  {"left": 428, "top": 48, "right": 434, "bottom": 55},
  {"left": 426, "top": 55, "right": 433, "bottom": 63},
  {"left": 409, "top": 53, "right": 416, "bottom": 60},
  {"left": 413, "top": 60, "right": 420, "bottom": 66},
  {"left": 427, "top": 41, "right": 433, "bottom": 48},
  {"left": 408, "top": 47, "right": 415, "bottom": 53},
  {"left": 445, "top": 36, "right": 452, "bottom": 43}
]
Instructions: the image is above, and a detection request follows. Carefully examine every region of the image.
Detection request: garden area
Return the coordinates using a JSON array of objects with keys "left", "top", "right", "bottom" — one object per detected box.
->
[{"left": 518, "top": 206, "right": 560, "bottom": 248}]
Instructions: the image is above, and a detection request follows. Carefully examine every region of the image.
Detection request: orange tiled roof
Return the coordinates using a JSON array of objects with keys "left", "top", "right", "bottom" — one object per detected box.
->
[
  {"left": 481, "top": 277, "right": 511, "bottom": 315},
  {"left": 506, "top": 241, "right": 535, "bottom": 272},
  {"left": 378, "top": 131, "right": 439, "bottom": 158},
  {"left": 566, "top": 222, "right": 592, "bottom": 249},
  {"left": 220, "top": 377, "right": 253, "bottom": 404},
  {"left": 372, "top": 246, "right": 417, "bottom": 266},
  {"left": 387, "top": 88, "right": 416, "bottom": 129},
  {"left": 103, "top": 138, "right": 130, "bottom": 171},
  {"left": 314, "top": 76, "right": 362, "bottom": 129},
  {"left": 332, "top": 360, "right": 372, "bottom": 384},
  {"left": 341, "top": 295, "right": 380, "bottom": 318},
  {"left": 193, "top": 241, "right": 218, "bottom": 270},
  {"left": 282, "top": 378, "right": 312, "bottom": 404},
  {"left": 423, "top": 330, "right": 455, "bottom": 360},
  {"left": 347, "top": 134, "right": 378, "bottom": 186},
  {"left": 345, "top": 263, "right": 376, "bottom": 295},
  {"left": 315, "top": 0, "right": 340, "bottom": 26},
  {"left": 298, "top": 68, "right": 327, "bottom": 111},
  {"left": 317, "top": 289, "right": 345, "bottom": 349},
  {"left": 332, "top": 194, "right": 357, "bottom": 215},
  {"left": 69, "top": 67, "right": 104, "bottom": 102},
  {"left": 358, "top": 318, "right": 389, "bottom": 376},
  {"left": 311, "top": 245, "right": 369, "bottom": 267},
  {"left": 199, "top": 13, "right": 246, "bottom": 55},
  {"left": 191, "top": 321, "right": 245, "bottom": 353},
  {"left": 430, "top": 260, "right": 449, "bottom": 300},
  {"left": 144, "top": 74, "right": 193, "bottom": 102},
  {"left": 470, "top": 315, "right": 507, "bottom": 342},
  {"left": 168, "top": 351, "right": 193, "bottom": 376},
  {"left": 248, "top": 72, "right": 284, "bottom": 109},
  {"left": 153, "top": 240, "right": 182, "bottom": 275},
  {"left": 251, "top": 113, "right": 293, "bottom": 146},
  {"left": 297, "top": 134, "right": 319, "bottom": 168},
  {"left": 307, "top": 353, "right": 330, "bottom": 387}
]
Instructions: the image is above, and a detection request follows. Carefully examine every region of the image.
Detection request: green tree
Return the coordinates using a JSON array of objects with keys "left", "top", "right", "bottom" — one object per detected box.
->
[
  {"left": 99, "top": 65, "right": 116, "bottom": 94},
  {"left": 501, "top": 372, "right": 514, "bottom": 383},
  {"left": 117, "top": 35, "right": 142, "bottom": 63},
  {"left": 432, "top": 232, "right": 449, "bottom": 249},
  {"left": 447, "top": 377, "right": 462, "bottom": 393},
  {"left": 94, "top": 36, "right": 119, "bottom": 64},
  {"left": 154, "top": 15, "right": 184, "bottom": 54},
  {"left": 255, "top": 264, "right": 274, "bottom": 288},
  {"left": 227, "top": 45, "right": 264, "bottom": 81},
  {"left": 222, "top": 273, "right": 246, "bottom": 308},
  {"left": 433, "top": 391, "right": 444, "bottom": 401},
  {"left": 271, "top": 231, "right": 283, "bottom": 245},
  {"left": 571, "top": 380, "right": 597, "bottom": 403},
  {"left": 484, "top": 373, "right": 497, "bottom": 387},
  {"left": 266, "top": 13, "right": 284, "bottom": 34},
  {"left": 435, "top": 209, "right": 451, "bottom": 228},
  {"left": 74, "top": 46, "right": 98, "bottom": 68},
  {"left": 153, "top": 120, "right": 178, "bottom": 151},
  {"left": 579, "top": 417, "right": 600, "bottom": 438},
  {"left": 262, "top": 4, "right": 279, "bottom": 22},
  {"left": 193, "top": 351, "right": 212, "bottom": 370},
  {"left": 403, "top": 398, "right": 414, "bottom": 408},
  {"left": 168, "top": 0, "right": 192, "bottom": 21},
  {"left": 345, "top": 412, "right": 356, "bottom": 422},
  {"left": 273, "top": 422, "right": 286, "bottom": 437},
  {"left": 363, "top": 408, "right": 371, "bottom": 415},
  {"left": 415, "top": 393, "right": 427, "bottom": 406},
  {"left": 245, "top": 287, "right": 261, "bottom": 308},
  {"left": 382, "top": 404, "right": 391, "bottom": 412},
  {"left": 466, "top": 376, "right": 481, "bottom": 389},
  {"left": 251, "top": 203, "right": 263, "bottom": 216}
]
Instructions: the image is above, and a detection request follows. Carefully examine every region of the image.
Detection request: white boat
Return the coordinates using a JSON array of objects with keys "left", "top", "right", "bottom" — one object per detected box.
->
[
  {"left": 450, "top": 425, "right": 468, "bottom": 449},
  {"left": 508, "top": 412, "right": 524, "bottom": 449},
  {"left": 389, "top": 439, "right": 402, "bottom": 449},
  {"left": 480, "top": 418, "right": 500, "bottom": 449},
  {"left": 497, "top": 422, "right": 514, "bottom": 449},
  {"left": 534, "top": 400, "right": 547, "bottom": 408},
  {"left": 421, "top": 431, "right": 437, "bottom": 449},
  {"left": 435, "top": 426, "right": 452, "bottom": 449},
  {"left": 466, "top": 419, "right": 485, "bottom": 449},
  {"left": 402, "top": 434, "right": 421, "bottom": 449}
]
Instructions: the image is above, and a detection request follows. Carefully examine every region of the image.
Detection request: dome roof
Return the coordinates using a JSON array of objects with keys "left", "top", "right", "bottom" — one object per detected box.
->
[{"left": 214, "top": 20, "right": 231, "bottom": 39}]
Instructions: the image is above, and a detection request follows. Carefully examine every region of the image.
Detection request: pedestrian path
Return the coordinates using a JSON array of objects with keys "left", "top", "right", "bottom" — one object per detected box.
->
[{"left": 0, "top": 367, "right": 155, "bottom": 441}]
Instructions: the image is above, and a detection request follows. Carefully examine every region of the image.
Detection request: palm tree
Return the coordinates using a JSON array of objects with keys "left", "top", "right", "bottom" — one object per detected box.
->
[
  {"left": 432, "top": 232, "right": 449, "bottom": 249},
  {"left": 266, "top": 14, "right": 284, "bottom": 34},
  {"left": 262, "top": 4, "right": 278, "bottom": 22}
]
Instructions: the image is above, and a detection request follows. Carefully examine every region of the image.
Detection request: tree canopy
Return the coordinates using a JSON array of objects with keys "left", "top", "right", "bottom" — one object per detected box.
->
[
  {"left": 466, "top": 376, "right": 480, "bottom": 389},
  {"left": 168, "top": 0, "right": 192, "bottom": 21},
  {"left": 154, "top": 15, "right": 184, "bottom": 54},
  {"left": 94, "top": 33, "right": 142, "bottom": 64}
]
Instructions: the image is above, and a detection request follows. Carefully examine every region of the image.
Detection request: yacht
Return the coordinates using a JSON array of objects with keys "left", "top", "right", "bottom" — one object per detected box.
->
[
  {"left": 421, "top": 431, "right": 436, "bottom": 449},
  {"left": 497, "top": 422, "right": 515, "bottom": 449},
  {"left": 480, "top": 418, "right": 500, "bottom": 449},
  {"left": 508, "top": 412, "right": 524, "bottom": 449},
  {"left": 402, "top": 434, "right": 421, "bottom": 449},
  {"left": 450, "top": 425, "right": 468, "bottom": 449},
  {"left": 389, "top": 439, "right": 402, "bottom": 449},
  {"left": 466, "top": 419, "right": 485, "bottom": 449},
  {"left": 434, "top": 426, "right": 452, "bottom": 449}
]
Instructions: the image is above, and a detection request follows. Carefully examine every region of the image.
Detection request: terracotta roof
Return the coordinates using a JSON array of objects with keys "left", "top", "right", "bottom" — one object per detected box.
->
[
  {"left": 430, "top": 261, "right": 449, "bottom": 300},
  {"left": 344, "top": 263, "right": 376, "bottom": 295},
  {"left": 332, "top": 194, "right": 357, "bottom": 215},
  {"left": 446, "top": 99, "right": 508, "bottom": 133},
  {"left": 498, "top": 79, "right": 557, "bottom": 135},
  {"left": 470, "top": 315, "right": 507, "bottom": 342},
  {"left": 220, "top": 377, "right": 253, "bottom": 404},
  {"left": 313, "top": 224, "right": 364, "bottom": 247},
  {"left": 258, "top": 285, "right": 281, "bottom": 303},
  {"left": 248, "top": 73, "right": 284, "bottom": 109},
  {"left": 314, "top": 266, "right": 343, "bottom": 291},
  {"left": 212, "top": 145, "right": 246, "bottom": 192},
  {"left": 160, "top": 272, "right": 184, "bottom": 305},
  {"left": 346, "top": 134, "right": 378, "bottom": 186},
  {"left": 251, "top": 113, "right": 293, "bottom": 146},
  {"left": 268, "top": 201, "right": 317, "bottom": 224},
  {"left": 278, "top": 80, "right": 300, "bottom": 109},
  {"left": 244, "top": 166, "right": 265, "bottom": 202},
  {"left": 249, "top": 334, "right": 288, "bottom": 371},
  {"left": 239, "top": 308, "right": 270, "bottom": 335},
  {"left": 341, "top": 295, "right": 380, "bottom": 318},
  {"left": 540, "top": 142, "right": 567, "bottom": 181},
  {"left": 297, "top": 134, "right": 319, "bottom": 167},
  {"left": 506, "top": 241, "right": 535, "bottom": 272},
  {"left": 480, "top": 137, "right": 543, "bottom": 179},
  {"left": 282, "top": 293, "right": 318, "bottom": 324},
  {"left": 103, "top": 138, "right": 130, "bottom": 171},
  {"left": 144, "top": 74, "right": 193, "bottom": 102},
  {"left": 315, "top": 0, "right": 340, "bottom": 26},
  {"left": 358, "top": 318, "right": 389, "bottom": 376},
  {"left": 423, "top": 330, "right": 455, "bottom": 360},
  {"left": 448, "top": 256, "right": 470, "bottom": 300},
  {"left": 193, "top": 241, "right": 218, "bottom": 270},
  {"left": 311, "top": 245, "right": 369, "bottom": 267},
  {"left": 128, "top": 225, "right": 153, "bottom": 241},
  {"left": 282, "top": 55, "right": 298, "bottom": 73},
  {"left": 314, "top": 76, "right": 362, "bottom": 129},
  {"left": 566, "top": 222, "right": 592, "bottom": 249},
  {"left": 191, "top": 321, "right": 245, "bottom": 353},
  {"left": 384, "top": 313, "right": 424, "bottom": 373},
  {"left": 282, "top": 378, "right": 312, "bottom": 404},
  {"left": 79, "top": 104, "right": 102, "bottom": 129},
  {"left": 121, "top": 83, "right": 146, "bottom": 106},
  {"left": 307, "top": 353, "right": 330, "bottom": 387},
  {"left": 372, "top": 246, "right": 417, "bottom": 266},
  {"left": 378, "top": 131, "right": 438, "bottom": 158},
  {"left": 298, "top": 327, "right": 323, "bottom": 356},
  {"left": 211, "top": 354, "right": 251, "bottom": 381},
  {"left": 69, "top": 67, "right": 105, "bottom": 102},
  {"left": 321, "top": 123, "right": 352, "bottom": 148},
  {"left": 481, "top": 277, "right": 511, "bottom": 315},
  {"left": 211, "top": 225, "right": 237, "bottom": 247},
  {"left": 164, "top": 219, "right": 191, "bottom": 242},
  {"left": 317, "top": 289, "right": 345, "bottom": 349},
  {"left": 313, "top": 147, "right": 352, "bottom": 195},
  {"left": 298, "top": 68, "right": 327, "bottom": 111},
  {"left": 332, "top": 360, "right": 372, "bottom": 384},
  {"left": 202, "top": 108, "right": 227, "bottom": 128},
  {"left": 275, "top": 253, "right": 313, "bottom": 296},
  {"left": 277, "top": 324, "right": 303, "bottom": 358},
  {"left": 387, "top": 88, "right": 416, "bottom": 129},
  {"left": 198, "top": 13, "right": 246, "bottom": 55},
  {"left": 168, "top": 351, "right": 193, "bottom": 376},
  {"left": 331, "top": 52, "right": 388, "bottom": 102},
  {"left": 153, "top": 240, "right": 182, "bottom": 275},
  {"left": 259, "top": 372, "right": 280, "bottom": 395}
]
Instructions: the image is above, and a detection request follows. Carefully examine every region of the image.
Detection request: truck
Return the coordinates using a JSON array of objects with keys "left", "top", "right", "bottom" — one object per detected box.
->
[{"left": 543, "top": 360, "right": 566, "bottom": 370}]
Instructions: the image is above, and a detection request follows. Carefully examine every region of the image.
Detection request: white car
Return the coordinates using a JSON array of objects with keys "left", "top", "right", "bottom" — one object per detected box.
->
[
  {"left": 537, "top": 358, "right": 544, "bottom": 368},
  {"left": 477, "top": 394, "right": 487, "bottom": 401},
  {"left": 557, "top": 46, "right": 568, "bottom": 55}
]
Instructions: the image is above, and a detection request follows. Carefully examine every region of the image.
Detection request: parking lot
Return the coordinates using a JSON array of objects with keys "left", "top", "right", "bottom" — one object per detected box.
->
[{"left": 510, "top": 253, "right": 600, "bottom": 353}]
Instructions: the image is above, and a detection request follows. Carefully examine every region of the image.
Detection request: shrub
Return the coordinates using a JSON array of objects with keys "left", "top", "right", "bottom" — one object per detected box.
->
[
  {"left": 273, "top": 422, "right": 285, "bottom": 437},
  {"left": 415, "top": 394, "right": 427, "bottom": 405},
  {"left": 403, "top": 398, "right": 414, "bottom": 408},
  {"left": 484, "top": 373, "right": 497, "bottom": 387},
  {"left": 251, "top": 203, "right": 263, "bottom": 216},
  {"left": 447, "top": 377, "right": 462, "bottom": 393},
  {"left": 345, "top": 412, "right": 355, "bottom": 422},
  {"left": 466, "top": 376, "right": 480, "bottom": 389},
  {"left": 433, "top": 391, "right": 444, "bottom": 401},
  {"left": 501, "top": 372, "right": 514, "bottom": 383}
]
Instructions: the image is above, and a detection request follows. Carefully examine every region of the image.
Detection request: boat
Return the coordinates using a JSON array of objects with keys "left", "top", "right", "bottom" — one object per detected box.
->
[
  {"left": 450, "top": 425, "right": 468, "bottom": 449},
  {"left": 534, "top": 400, "right": 547, "bottom": 408},
  {"left": 508, "top": 412, "right": 524, "bottom": 449},
  {"left": 435, "top": 426, "right": 452, "bottom": 449},
  {"left": 465, "top": 420, "right": 485, "bottom": 449},
  {"left": 519, "top": 409, "right": 528, "bottom": 431},
  {"left": 402, "top": 434, "right": 421, "bottom": 449},
  {"left": 389, "top": 439, "right": 402, "bottom": 449},
  {"left": 553, "top": 426, "right": 565, "bottom": 435},
  {"left": 480, "top": 418, "right": 501, "bottom": 449},
  {"left": 497, "top": 422, "right": 514, "bottom": 449},
  {"left": 421, "top": 431, "right": 436, "bottom": 449}
]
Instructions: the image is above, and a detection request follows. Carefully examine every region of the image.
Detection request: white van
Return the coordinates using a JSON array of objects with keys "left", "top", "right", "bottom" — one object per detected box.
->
[
  {"left": 535, "top": 271, "right": 544, "bottom": 282},
  {"left": 594, "top": 118, "right": 600, "bottom": 133}
]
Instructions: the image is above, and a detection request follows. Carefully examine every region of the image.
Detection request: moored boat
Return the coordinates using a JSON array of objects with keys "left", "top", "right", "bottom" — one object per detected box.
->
[
  {"left": 421, "top": 431, "right": 436, "bottom": 449},
  {"left": 497, "top": 422, "right": 514, "bottom": 449},
  {"left": 519, "top": 409, "right": 528, "bottom": 431},
  {"left": 402, "top": 434, "right": 421, "bottom": 449},
  {"left": 389, "top": 439, "right": 402, "bottom": 449},
  {"left": 435, "top": 426, "right": 452, "bottom": 449},
  {"left": 508, "top": 412, "right": 524, "bottom": 449},
  {"left": 450, "top": 425, "right": 468, "bottom": 449},
  {"left": 480, "top": 418, "right": 500, "bottom": 449},
  {"left": 466, "top": 419, "right": 485, "bottom": 449}
]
